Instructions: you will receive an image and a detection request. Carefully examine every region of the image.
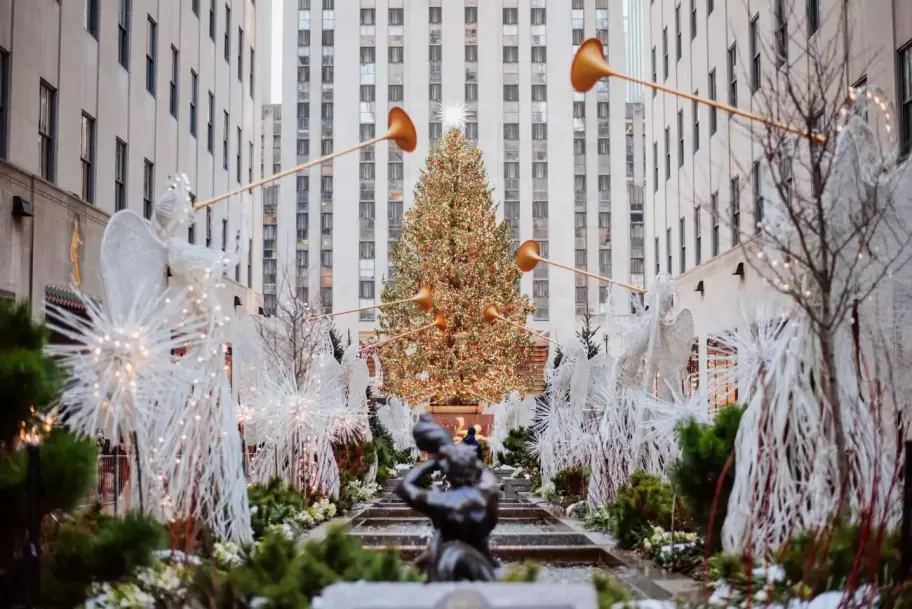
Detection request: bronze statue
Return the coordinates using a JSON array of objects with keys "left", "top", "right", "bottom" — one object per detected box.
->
[{"left": 395, "top": 414, "right": 500, "bottom": 581}]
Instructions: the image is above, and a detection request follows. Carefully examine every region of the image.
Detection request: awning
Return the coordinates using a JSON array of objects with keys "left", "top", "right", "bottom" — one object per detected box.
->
[{"left": 44, "top": 285, "right": 102, "bottom": 312}]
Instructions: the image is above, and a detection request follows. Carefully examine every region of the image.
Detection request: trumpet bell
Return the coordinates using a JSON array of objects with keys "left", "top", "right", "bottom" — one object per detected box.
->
[
  {"left": 482, "top": 304, "right": 500, "bottom": 323},
  {"left": 413, "top": 286, "right": 434, "bottom": 312},
  {"left": 571, "top": 38, "right": 612, "bottom": 93},
  {"left": 515, "top": 240, "right": 542, "bottom": 273},
  {"left": 386, "top": 108, "right": 418, "bottom": 153},
  {"left": 433, "top": 313, "right": 448, "bottom": 331}
]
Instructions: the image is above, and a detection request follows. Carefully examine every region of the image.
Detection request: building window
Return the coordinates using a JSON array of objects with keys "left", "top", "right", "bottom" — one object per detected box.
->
[
  {"left": 249, "top": 141, "right": 254, "bottom": 183},
  {"left": 900, "top": 45, "right": 912, "bottom": 158},
  {"left": 188, "top": 223, "right": 196, "bottom": 244},
  {"left": 680, "top": 217, "right": 686, "bottom": 273},
  {"left": 85, "top": 0, "right": 100, "bottom": 39},
  {"left": 532, "top": 163, "right": 548, "bottom": 179},
  {"left": 238, "top": 28, "right": 244, "bottom": 81},
  {"left": 390, "top": 8, "right": 404, "bottom": 25},
  {"left": 360, "top": 46, "right": 375, "bottom": 64},
  {"left": 146, "top": 18, "right": 157, "bottom": 95},
  {"left": 750, "top": 16, "right": 760, "bottom": 93},
  {"left": 429, "top": 83, "right": 442, "bottom": 101},
  {"left": 662, "top": 27, "right": 668, "bottom": 79},
  {"left": 321, "top": 250, "right": 333, "bottom": 268},
  {"left": 531, "top": 46, "right": 547, "bottom": 64},
  {"left": 250, "top": 48, "right": 255, "bottom": 98},
  {"left": 205, "top": 207, "right": 212, "bottom": 246},
  {"left": 360, "top": 241, "right": 375, "bottom": 259},
  {"left": 359, "top": 281, "right": 375, "bottom": 300},
  {"left": 728, "top": 44, "right": 738, "bottom": 107},
  {"left": 222, "top": 218, "right": 228, "bottom": 250},
  {"left": 207, "top": 92, "right": 214, "bottom": 153},
  {"left": 654, "top": 238, "right": 660, "bottom": 274},
  {"left": 465, "top": 45, "right": 478, "bottom": 62},
  {"left": 465, "top": 6, "right": 477, "bottom": 23},
  {"left": 730, "top": 176, "right": 740, "bottom": 245},
  {"left": 0, "top": 50, "right": 6, "bottom": 159},
  {"left": 694, "top": 205, "right": 702, "bottom": 265},
  {"left": 115, "top": 139, "right": 127, "bottom": 211},
  {"left": 38, "top": 81, "right": 56, "bottom": 182},
  {"left": 389, "top": 84, "right": 403, "bottom": 102},
  {"left": 236, "top": 127, "right": 242, "bottom": 182},
  {"left": 690, "top": 0, "right": 697, "bottom": 39},
  {"left": 224, "top": 5, "right": 231, "bottom": 61},
  {"left": 223, "top": 111, "right": 229, "bottom": 169},
  {"left": 666, "top": 227, "right": 672, "bottom": 273},
  {"left": 118, "top": 0, "right": 131, "bottom": 69},
  {"left": 807, "top": 0, "right": 820, "bottom": 36},
  {"left": 597, "top": 102, "right": 609, "bottom": 118},
  {"left": 503, "top": 8, "right": 518, "bottom": 25},
  {"left": 169, "top": 46, "right": 179, "bottom": 118},
  {"left": 675, "top": 4, "right": 682, "bottom": 60},
  {"left": 190, "top": 70, "right": 198, "bottom": 136},
  {"left": 503, "top": 46, "right": 518, "bottom": 63},
  {"left": 504, "top": 85, "right": 519, "bottom": 102},
  {"left": 693, "top": 96, "right": 700, "bottom": 151},
  {"left": 775, "top": 0, "right": 788, "bottom": 68},
  {"left": 505, "top": 123, "right": 520, "bottom": 140},
  {"left": 429, "top": 6, "right": 442, "bottom": 23},
  {"left": 80, "top": 113, "right": 95, "bottom": 203},
  {"left": 708, "top": 69, "right": 717, "bottom": 134},
  {"left": 653, "top": 142, "right": 658, "bottom": 191},
  {"left": 192, "top": 0, "right": 199, "bottom": 16},
  {"left": 143, "top": 159, "right": 153, "bottom": 219},
  {"left": 209, "top": 0, "right": 215, "bottom": 40},
  {"left": 664, "top": 127, "right": 671, "bottom": 180},
  {"left": 532, "top": 85, "right": 547, "bottom": 102},
  {"left": 651, "top": 46, "right": 657, "bottom": 85},
  {"left": 711, "top": 191, "right": 719, "bottom": 256},
  {"left": 753, "top": 161, "right": 764, "bottom": 231},
  {"left": 389, "top": 46, "right": 404, "bottom": 63},
  {"left": 708, "top": 0, "right": 714, "bottom": 13},
  {"left": 360, "top": 8, "right": 375, "bottom": 25},
  {"left": 677, "top": 110, "right": 684, "bottom": 167}
]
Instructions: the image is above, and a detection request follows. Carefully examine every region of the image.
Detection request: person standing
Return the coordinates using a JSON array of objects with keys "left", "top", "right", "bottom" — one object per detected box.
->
[{"left": 460, "top": 426, "right": 484, "bottom": 462}]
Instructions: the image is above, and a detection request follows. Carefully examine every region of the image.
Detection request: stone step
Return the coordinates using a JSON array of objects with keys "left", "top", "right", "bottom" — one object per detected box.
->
[
  {"left": 361, "top": 544, "right": 622, "bottom": 565},
  {"left": 351, "top": 531, "right": 595, "bottom": 547},
  {"left": 362, "top": 506, "right": 547, "bottom": 519},
  {"left": 351, "top": 516, "right": 559, "bottom": 526}
]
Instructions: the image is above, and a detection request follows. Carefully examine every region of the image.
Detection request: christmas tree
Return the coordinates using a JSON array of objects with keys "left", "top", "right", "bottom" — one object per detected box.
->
[{"left": 378, "top": 127, "right": 534, "bottom": 406}]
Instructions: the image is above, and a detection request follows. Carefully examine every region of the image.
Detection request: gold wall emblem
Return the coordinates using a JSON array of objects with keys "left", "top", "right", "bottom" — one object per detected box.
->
[{"left": 70, "top": 216, "right": 84, "bottom": 287}]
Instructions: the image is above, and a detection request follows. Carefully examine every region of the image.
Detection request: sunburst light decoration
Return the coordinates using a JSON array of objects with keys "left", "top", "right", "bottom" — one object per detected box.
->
[
  {"left": 436, "top": 101, "right": 472, "bottom": 131},
  {"left": 46, "top": 288, "right": 206, "bottom": 442}
]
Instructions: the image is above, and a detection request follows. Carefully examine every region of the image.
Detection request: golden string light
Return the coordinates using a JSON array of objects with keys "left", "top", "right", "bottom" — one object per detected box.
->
[
  {"left": 194, "top": 108, "right": 418, "bottom": 210},
  {"left": 571, "top": 38, "right": 826, "bottom": 143},
  {"left": 309, "top": 287, "right": 433, "bottom": 321},
  {"left": 514, "top": 240, "right": 646, "bottom": 295}
]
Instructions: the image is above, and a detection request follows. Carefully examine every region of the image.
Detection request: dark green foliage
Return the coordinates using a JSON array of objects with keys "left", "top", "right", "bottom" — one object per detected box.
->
[
  {"left": 329, "top": 325, "right": 346, "bottom": 363},
  {"left": 779, "top": 522, "right": 901, "bottom": 595},
  {"left": 216, "top": 526, "right": 422, "bottom": 608},
  {"left": 610, "top": 471, "right": 674, "bottom": 549},
  {"left": 497, "top": 427, "right": 537, "bottom": 488},
  {"left": 248, "top": 478, "right": 309, "bottom": 539},
  {"left": 550, "top": 465, "right": 590, "bottom": 505},
  {"left": 576, "top": 309, "right": 603, "bottom": 360},
  {"left": 0, "top": 300, "right": 97, "bottom": 583},
  {"left": 500, "top": 561, "right": 540, "bottom": 582},
  {"left": 669, "top": 405, "right": 744, "bottom": 552},
  {"left": 42, "top": 508, "right": 167, "bottom": 607}
]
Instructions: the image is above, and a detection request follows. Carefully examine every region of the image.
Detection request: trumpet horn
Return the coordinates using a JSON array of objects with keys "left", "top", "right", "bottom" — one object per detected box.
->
[
  {"left": 361, "top": 313, "right": 447, "bottom": 352},
  {"left": 482, "top": 303, "right": 560, "bottom": 346},
  {"left": 570, "top": 38, "right": 824, "bottom": 142},
  {"left": 515, "top": 240, "right": 646, "bottom": 294},
  {"left": 570, "top": 38, "right": 613, "bottom": 94},
  {"left": 195, "top": 108, "right": 419, "bottom": 210},
  {"left": 309, "top": 286, "right": 433, "bottom": 320}
]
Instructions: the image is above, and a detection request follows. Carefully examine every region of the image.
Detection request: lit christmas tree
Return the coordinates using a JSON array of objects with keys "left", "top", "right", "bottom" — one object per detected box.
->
[{"left": 378, "top": 126, "right": 534, "bottom": 406}]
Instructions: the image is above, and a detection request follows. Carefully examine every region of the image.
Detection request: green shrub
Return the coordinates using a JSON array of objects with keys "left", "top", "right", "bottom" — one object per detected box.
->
[
  {"left": 500, "top": 561, "right": 540, "bottom": 582},
  {"left": 610, "top": 471, "right": 674, "bottom": 549},
  {"left": 669, "top": 404, "right": 744, "bottom": 552},
  {"left": 248, "top": 478, "right": 309, "bottom": 539},
  {"left": 593, "top": 572, "right": 631, "bottom": 608},
  {"left": 41, "top": 509, "right": 167, "bottom": 607},
  {"left": 497, "top": 427, "right": 533, "bottom": 468},
  {"left": 779, "top": 522, "right": 901, "bottom": 595},
  {"left": 584, "top": 505, "right": 615, "bottom": 533},
  {"left": 551, "top": 465, "right": 590, "bottom": 501}
]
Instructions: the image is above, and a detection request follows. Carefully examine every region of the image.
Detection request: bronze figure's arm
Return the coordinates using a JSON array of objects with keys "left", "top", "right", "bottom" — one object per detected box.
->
[{"left": 395, "top": 458, "right": 439, "bottom": 510}]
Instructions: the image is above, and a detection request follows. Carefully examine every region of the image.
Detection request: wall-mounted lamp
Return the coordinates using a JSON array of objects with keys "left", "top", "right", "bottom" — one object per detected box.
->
[
  {"left": 233, "top": 296, "right": 242, "bottom": 308},
  {"left": 695, "top": 280, "right": 705, "bottom": 294},
  {"left": 733, "top": 262, "right": 745, "bottom": 278},
  {"left": 12, "top": 196, "right": 34, "bottom": 217},
  {"left": 258, "top": 306, "right": 266, "bottom": 316}
]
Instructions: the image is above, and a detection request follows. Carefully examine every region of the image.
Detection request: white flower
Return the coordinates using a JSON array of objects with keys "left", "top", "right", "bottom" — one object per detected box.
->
[{"left": 213, "top": 541, "right": 244, "bottom": 567}]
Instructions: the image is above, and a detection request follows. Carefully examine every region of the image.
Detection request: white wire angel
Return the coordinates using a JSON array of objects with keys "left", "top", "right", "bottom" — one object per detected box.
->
[
  {"left": 484, "top": 391, "right": 522, "bottom": 461},
  {"left": 376, "top": 396, "right": 419, "bottom": 457}
]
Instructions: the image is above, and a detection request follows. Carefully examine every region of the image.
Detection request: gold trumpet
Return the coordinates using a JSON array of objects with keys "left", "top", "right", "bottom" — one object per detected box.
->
[
  {"left": 195, "top": 107, "right": 418, "bottom": 210},
  {"left": 571, "top": 38, "right": 825, "bottom": 143},
  {"left": 482, "top": 303, "right": 560, "bottom": 346},
  {"left": 362, "top": 313, "right": 448, "bottom": 352},
  {"left": 515, "top": 240, "right": 645, "bottom": 294},
  {"left": 309, "top": 287, "right": 433, "bottom": 321}
]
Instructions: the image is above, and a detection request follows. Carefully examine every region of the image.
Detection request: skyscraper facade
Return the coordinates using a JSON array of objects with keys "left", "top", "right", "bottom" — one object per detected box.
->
[{"left": 266, "top": 0, "right": 644, "bottom": 345}]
